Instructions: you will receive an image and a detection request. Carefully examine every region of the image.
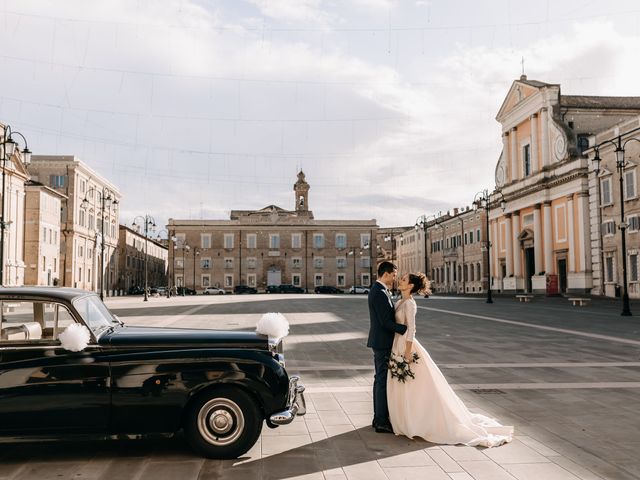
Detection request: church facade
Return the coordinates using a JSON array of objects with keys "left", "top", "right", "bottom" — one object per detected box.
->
[
  {"left": 167, "top": 172, "right": 378, "bottom": 293},
  {"left": 490, "top": 76, "right": 640, "bottom": 294}
]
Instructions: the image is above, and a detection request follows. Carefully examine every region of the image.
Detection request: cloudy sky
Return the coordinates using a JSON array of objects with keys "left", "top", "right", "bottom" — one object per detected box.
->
[{"left": 2, "top": 0, "right": 640, "bottom": 230}]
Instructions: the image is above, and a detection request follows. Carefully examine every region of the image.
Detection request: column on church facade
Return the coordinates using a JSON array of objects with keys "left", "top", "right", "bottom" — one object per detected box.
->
[
  {"left": 540, "top": 108, "right": 549, "bottom": 168},
  {"left": 510, "top": 127, "right": 518, "bottom": 181},
  {"left": 533, "top": 204, "right": 543, "bottom": 274},
  {"left": 505, "top": 214, "right": 513, "bottom": 276},
  {"left": 512, "top": 212, "right": 521, "bottom": 277},
  {"left": 502, "top": 132, "right": 510, "bottom": 182},
  {"left": 543, "top": 201, "right": 553, "bottom": 273},
  {"left": 577, "top": 192, "right": 590, "bottom": 273},
  {"left": 567, "top": 194, "right": 575, "bottom": 272},
  {"left": 530, "top": 114, "right": 539, "bottom": 172}
]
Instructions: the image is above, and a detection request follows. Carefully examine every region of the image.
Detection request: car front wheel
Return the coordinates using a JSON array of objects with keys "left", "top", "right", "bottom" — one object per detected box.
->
[{"left": 184, "top": 387, "right": 263, "bottom": 459}]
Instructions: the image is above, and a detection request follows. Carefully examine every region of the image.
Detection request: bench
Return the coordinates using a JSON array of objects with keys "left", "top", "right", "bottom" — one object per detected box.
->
[
  {"left": 515, "top": 295, "right": 534, "bottom": 302},
  {"left": 568, "top": 297, "right": 591, "bottom": 307}
]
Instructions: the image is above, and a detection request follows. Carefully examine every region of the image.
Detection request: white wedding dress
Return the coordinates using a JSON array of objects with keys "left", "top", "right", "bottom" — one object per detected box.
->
[{"left": 387, "top": 297, "right": 513, "bottom": 447}]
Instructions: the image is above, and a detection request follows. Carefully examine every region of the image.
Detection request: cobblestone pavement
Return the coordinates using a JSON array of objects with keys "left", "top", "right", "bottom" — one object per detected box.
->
[{"left": 2, "top": 294, "right": 639, "bottom": 480}]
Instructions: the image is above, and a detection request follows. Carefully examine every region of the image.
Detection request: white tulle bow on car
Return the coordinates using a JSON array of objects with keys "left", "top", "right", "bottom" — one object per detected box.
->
[
  {"left": 59, "top": 323, "right": 91, "bottom": 352},
  {"left": 256, "top": 312, "right": 290, "bottom": 343}
]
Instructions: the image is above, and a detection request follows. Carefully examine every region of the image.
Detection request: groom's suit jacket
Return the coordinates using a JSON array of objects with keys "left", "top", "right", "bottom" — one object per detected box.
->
[{"left": 367, "top": 281, "right": 407, "bottom": 350}]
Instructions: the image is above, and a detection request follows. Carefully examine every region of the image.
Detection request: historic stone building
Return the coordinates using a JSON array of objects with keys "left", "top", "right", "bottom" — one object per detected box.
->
[
  {"left": 490, "top": 76, "right": 640, "bottom": 294},
  {"left": 117, "top": 225, "right": 168, "bottom": 292},
  {"left": 167, "top": 172, "right": 378, "bottom": 293},
  {"left": 24, "top": 181, "right": 65, "bottom": 286},
  {"left": 396, "top": 208, "right": 488, "bottom": 294},
  {"left": 28, "top": 155, "right": 122, "bottom": 295},
  {"left": 586, "top": 116, "right": 640, "bottom": 299}
]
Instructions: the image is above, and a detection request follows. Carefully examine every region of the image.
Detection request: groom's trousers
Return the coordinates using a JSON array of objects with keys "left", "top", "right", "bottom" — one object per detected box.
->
[{"left": 372, "top": 348, "right": 391, "bottom": 425}]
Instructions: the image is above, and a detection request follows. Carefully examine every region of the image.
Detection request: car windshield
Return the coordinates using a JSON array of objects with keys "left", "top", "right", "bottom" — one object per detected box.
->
[{"left": 72, "top": 294, "right": 118, "bottom": 336}]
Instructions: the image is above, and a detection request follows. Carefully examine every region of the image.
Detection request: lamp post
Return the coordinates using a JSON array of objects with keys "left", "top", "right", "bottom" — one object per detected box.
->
[
  {"left": 1, "top": 125, "right": 31, "bottom": 286},
  {"left": 415, "top": 214, "right": 440, "bottom": 277},
  {"left": 81, "top": 186, "right": 118, "bottom": 300},
  {"left": 132, "top": 215, "right": 156, "bottom": 301},
  {"left": 182, "top": 244, "right": 189, "bottom": 295},
  {"left": 190, "top": 246, "right": 201, "bottom": 292},
  {"left": 591, "top": 129, "right": 640, "bottom": 316},
  {"left": 473, "top": 189, "right": 505, "bottom": 304}
]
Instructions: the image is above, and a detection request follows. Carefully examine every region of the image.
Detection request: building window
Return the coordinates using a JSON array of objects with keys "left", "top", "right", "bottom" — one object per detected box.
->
[
  {"left": 202, "top": 275, "right": 211, "bottom": 287},
  {"left": 292, "top": 274, "right": 301, "bottom": 287},
  {"left": 291, "top": 233, "right": 302, "bottom": 249},
  {"left": 224, "top": 234, "right": 234, "bottom": 249},
  {"left": 337, "top": 273, "right": 346, "bottom": 287},
  {"left": 176, "top": 275, "right": 184, "bottom": 287},
  {"left": 313, "top": 233, "right": 324, "bottom": 249},
  {"left": 476, "top": 229, "right": 480, "bottom": 242},
  {"left": 336, "top": 257, "right": 346, "bottom": 269},
  {"left": 314, "top": 257, "right": 324, "bottom": 268},
  {"left": 624, "top": 170, "right": 636, "bottom": 200},
  {"left": 605, "top": 255, "right": 614, "bottom": 283},
  {"left": 247, "top": 274, "right": 256, "bottom": 287},
  {"left": 314, "top": 274, "right": 323, "bottom": 286},
  {"left": 629, "top": 216, "right": 640, "bottom": 232},
  {"left": 224, "top": 258, "right": 233, "bottom": 269},
  {"left": 247, "top": 257, "right": 257, "bottom": 269},
  {"left": 601, "top": 178, "right": 612, "bottom": 205},
  {"left": 577, "top": 135, "right": 590, "bottom": 155},
  {"left": 292, "top": 257, "right": 301, "bottom": 269},
  {"left": 246, "top": 234, "right": 257, "bottom": 249},
  {"left": 50, "top": 175, "right": 66, "bottom": 188},
  {"left": 201, "top": 234, "right": 211, "bottom": 249},
  {"left": 360, "top": 233, "right": 370, "bottom": 248},
  {"left": 224, "top": 274, "right": 233, "bottom": 287},
  {"left": 630, "top": 254, "right": 638, "bottom": 282},
  {"left": 201, "top": 258, "right": 211, "bottom": 269},
  {"left": 269, "top": 234, "right": 280, "bottom": 249},
  {"left": 603, "top": 220, "right": 616, "bottom": 236},
  {"left": 523, "top": 144, "right": 531, "bottom": 176},
  {"left": 361, "top": 257, "right": 370, "bottom": 268},
  {"left": 362, "top": 273, "right": 371, "bottom": 286},
  {"left": 335, "top": 234, "right": 346, "bottom": 249}
]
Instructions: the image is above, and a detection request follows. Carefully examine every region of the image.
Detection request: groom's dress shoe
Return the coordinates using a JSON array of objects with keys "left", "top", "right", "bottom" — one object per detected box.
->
[{"left": 374, "top": 423, "right": 394, "bottom": 434}]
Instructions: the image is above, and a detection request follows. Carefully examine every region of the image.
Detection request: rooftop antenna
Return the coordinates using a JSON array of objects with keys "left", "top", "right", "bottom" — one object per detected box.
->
[{"left": 521, "top": 56, "right": 526, "bottom": 77}]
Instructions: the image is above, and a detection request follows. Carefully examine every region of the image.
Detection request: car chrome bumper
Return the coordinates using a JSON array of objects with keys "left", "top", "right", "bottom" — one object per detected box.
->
[{"left": 269, "top": 375, "right": 306, "bottom": 425}]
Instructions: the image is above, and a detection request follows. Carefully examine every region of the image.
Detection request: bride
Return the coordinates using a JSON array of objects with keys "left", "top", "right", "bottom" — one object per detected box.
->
[{"left": 387, "top": 272, "right": 513, "bottom": 447}]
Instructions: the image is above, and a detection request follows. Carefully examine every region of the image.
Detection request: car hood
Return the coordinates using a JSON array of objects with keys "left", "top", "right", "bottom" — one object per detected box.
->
[{"left": 101, "top": 325, "right": 269, "bottom": 350}]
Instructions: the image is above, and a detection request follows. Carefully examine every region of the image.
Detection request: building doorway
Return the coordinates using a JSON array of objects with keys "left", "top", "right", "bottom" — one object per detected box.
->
[
  {"left": 525, "top": 248, "right": 535, "bottom": 292},
  {"left": 557, "top": 258, "right": 567, "bottom": 293},
  {"left": 267, "top": 268, "right": 282, "bottom": 286}
]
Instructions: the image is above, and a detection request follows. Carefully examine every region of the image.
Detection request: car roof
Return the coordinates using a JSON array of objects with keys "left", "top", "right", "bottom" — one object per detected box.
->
[{"left": 0, "top": 286, "right": 96, "bottom": 302}]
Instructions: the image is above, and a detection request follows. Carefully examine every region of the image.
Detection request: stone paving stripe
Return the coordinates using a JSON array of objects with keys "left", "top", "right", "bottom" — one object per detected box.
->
[
  {"left": 304, "top": 382, "right": 640, "bottom": 393},
  {"left": 293, "top": 361, "right": 640, "bottom": 371},
  {"left": 418, "top": 305, "right": 640, "bottom": 346}
]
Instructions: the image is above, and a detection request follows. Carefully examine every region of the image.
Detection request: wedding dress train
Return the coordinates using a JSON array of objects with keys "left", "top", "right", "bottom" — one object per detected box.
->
[{"left": 387, "top": 298, "right": 513, "bottom": 447}]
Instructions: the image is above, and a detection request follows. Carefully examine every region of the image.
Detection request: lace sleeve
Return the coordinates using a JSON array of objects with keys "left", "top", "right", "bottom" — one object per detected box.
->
[{"left": 405, "top": 300, "right": 417, "bottom": 342}]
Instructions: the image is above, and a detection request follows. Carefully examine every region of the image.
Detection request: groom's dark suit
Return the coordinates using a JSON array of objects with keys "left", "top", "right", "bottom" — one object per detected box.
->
[{"left": 367, "top": 280, "right": 407, "bottom": 429}]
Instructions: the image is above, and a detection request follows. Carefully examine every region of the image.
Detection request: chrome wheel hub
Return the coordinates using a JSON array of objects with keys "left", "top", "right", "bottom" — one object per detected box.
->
[{"left": 197, "top": 397, "right": 245, "bottom": 446}]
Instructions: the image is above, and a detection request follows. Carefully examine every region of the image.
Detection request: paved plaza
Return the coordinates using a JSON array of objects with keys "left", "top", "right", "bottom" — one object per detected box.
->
[{"left": 1, "top": 294, "right": 640, "bottom": 480}]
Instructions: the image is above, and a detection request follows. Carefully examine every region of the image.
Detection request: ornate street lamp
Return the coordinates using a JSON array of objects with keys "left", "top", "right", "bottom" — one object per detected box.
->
[
  {"left": 81, "top": 186, "right": 118, "bottom": 300},
  {"left": 0, "top": 125, "right": 31, "bottom": 286},
  {"left": 473, "top": 189, "right": 505, "bottom": 304},
  {"left": 591, "top": 129, "right": 640, "bottom": 316},
  {"left": 132, "top": 215, "right": 156, "bottom": 301}
]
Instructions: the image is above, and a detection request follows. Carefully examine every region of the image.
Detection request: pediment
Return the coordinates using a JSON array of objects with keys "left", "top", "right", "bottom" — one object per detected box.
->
[
  {"left": 597, "top": 167, "right": 614, "bottom": 177},
  {"left": 518, "top": 228, "right": 534, "bottom": 242},
  {"left": 255, "top": 205, "right": 288, "bottom": 214},
  {"left": 496, "top": 79, "right": 544, "bottom": 121}
]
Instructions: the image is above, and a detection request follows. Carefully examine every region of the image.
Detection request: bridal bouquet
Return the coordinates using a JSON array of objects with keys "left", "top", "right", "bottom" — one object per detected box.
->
[{"left": 388, "top": 352, "right": 420, "bottom": 383}]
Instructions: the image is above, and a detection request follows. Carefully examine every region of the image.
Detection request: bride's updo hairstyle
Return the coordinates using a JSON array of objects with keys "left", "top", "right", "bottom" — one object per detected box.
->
[{"left": 408, "top": 272, "right": 432, "bottom": 296}]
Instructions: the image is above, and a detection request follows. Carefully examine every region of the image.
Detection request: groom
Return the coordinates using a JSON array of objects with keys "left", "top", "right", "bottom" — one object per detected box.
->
[{"left": 367, "top": 261, "right": 407, "bottom": 433}]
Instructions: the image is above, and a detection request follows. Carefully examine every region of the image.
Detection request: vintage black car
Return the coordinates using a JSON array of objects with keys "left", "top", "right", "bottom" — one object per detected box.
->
[
  {"left": 0, "top": 287, "right": 305, "bottom": 458},
  {"left": 314, "top": 286, "right": 343, "bottom": 294}
]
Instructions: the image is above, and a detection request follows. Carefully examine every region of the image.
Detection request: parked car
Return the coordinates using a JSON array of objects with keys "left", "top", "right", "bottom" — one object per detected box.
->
[
  {"left": 349, "top": 285, "right": 370, "bottom": 294},
  {"left": 233, "top": 285, "right": 258, "bottom": 294},
  {"left": 127, "top": 286, "right": 144, "bottom": 295},
  {"left": 314, "top": 286, "right": 343, "bottom": 294},
  {"left": 267, "top": 284, "right": 304, "bottom": 294},
  {"left": 203, "top": 286, "right": 226, "bottom": 295},
  {"left": 176, "top": 286, "right": 197, "bottom": 296},
  {"left": 0, "top": 287, "right": 305, "bottom": 459},
  {"left": 155, "top": 286, "right": 168, "bottom": 296}
]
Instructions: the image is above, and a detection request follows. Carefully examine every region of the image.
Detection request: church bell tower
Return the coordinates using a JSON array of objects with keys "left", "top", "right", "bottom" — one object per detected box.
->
[{"left": 294, "top": 170, "right": 312, "bottom": 217}]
